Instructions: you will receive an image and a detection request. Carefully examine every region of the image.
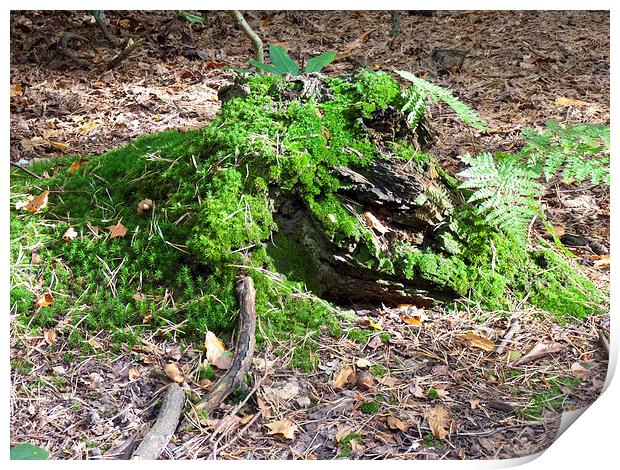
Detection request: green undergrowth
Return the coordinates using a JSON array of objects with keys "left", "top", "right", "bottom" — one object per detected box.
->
[{"left": 10, "top": 71, "right": 607, "bottom": 355}]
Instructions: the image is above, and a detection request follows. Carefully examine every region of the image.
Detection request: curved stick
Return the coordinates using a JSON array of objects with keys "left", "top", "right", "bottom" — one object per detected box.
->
[
  {"left": 230, "top": 10, "right": 264, "bottom": 64},
  {"left": 195, "top": 276, "right": 257, "bottom": 414}
]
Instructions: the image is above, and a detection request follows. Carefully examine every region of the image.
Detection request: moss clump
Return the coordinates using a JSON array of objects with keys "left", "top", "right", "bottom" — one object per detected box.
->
[
  {"left": 359, "top": 400, "right": 381, "bottom": 414},
  {"left": 369, "top": 364, "right": 388, "bottom": 377},
  {"left": 9, "top": 69, "right": 606, "bottom": 352},
  {"left": 290, "top": 347, "right": 316, "bottom": 373}
]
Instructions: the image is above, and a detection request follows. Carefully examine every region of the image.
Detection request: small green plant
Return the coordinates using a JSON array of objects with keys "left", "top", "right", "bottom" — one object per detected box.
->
[
  {"left": 426, "top": 388, "right": 439, "bottom": 399},
  {"left": 359, "top": 400, "right": 381, "bottom": 414},
  {"left": 10, "top": 443, "right": 49, "bottom": 460},
  {"left": 422, "top": 432, "right": 442, "bottom": 448},
  {"left": 368, "top": 364, "right": 388, "bottom": 377},
  {"left": 249, "top": 45, "right": 336, "bottom": 76},
  {"left": 337, "top": 432, "right": 362, "bottom": 458}
]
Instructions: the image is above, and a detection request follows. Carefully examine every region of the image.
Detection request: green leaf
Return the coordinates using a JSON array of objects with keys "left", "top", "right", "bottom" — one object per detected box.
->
[
  {"left": 180, "top": 11, "right": 205, "bottom": 24},
  {"left": 248, "top": 60, "right": 281, "bottom": 75},
  {"left": 92, "top": 10, "right": 103, "bottom": 21},
  {"left": 304, "top": 52, "right": 336, "bottom": 73},
  {"left": 10, "top": 443, "right": 49, "bottom": 460},
  {"left": 226, "top": 66, "right": 256, "bottom": 75},
  {"left": 268, "top": 45, "right": 300, "bottom": 75}
]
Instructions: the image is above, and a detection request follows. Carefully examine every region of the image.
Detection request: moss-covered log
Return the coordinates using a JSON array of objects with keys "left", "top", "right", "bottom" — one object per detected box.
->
[{"left": 9, "top": 71, "right": 606, "bottom": 343}]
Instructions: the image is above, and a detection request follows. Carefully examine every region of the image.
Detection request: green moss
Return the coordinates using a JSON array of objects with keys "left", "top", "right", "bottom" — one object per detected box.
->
[
  {"left": 338, "top": 432, "right": 363, "bottom": 458},
  {"left": 359, "top": 400, "right": 381, "bottom": 414},
  {"left": 422, "top": 432, "right": 442, "bottom": 448},
  {"left": 197, "top": 363, "right": 216, "bottom": 381},
  {"left": 426, "top": 388, "right": 439, "bottom": 399},
  {"left": 369, "top": 364, "right": 388, "bottom": 377},
  {"left": 347, "top": 329, "right": 374, "bottom": 344},
  {"left": 11, "top": 358, "right": 33, "bottom": 375},
  {"left": 290, "top": 347, "right": 316, "bottom": 373}
]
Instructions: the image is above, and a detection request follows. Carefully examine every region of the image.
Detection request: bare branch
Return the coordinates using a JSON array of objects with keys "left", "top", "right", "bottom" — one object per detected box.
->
[{"left": 230, "top": 10, "right": 264, "bottom": 64}]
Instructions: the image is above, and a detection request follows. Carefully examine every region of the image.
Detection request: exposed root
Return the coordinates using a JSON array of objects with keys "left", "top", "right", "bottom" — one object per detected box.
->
[
  {"left": 57, "top": 32, "right": 91, "bottom": 69},
  {"left": 195, "top": 276, "right": 257, "bottom": 414},
  {"left": 131, "top": 383, "right": 185, "bottom": 460},
  {"left": 107, "top": 38, "right": 145, "bottom": 70}
]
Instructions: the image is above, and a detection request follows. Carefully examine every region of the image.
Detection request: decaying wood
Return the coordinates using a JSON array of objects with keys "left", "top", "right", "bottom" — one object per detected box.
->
[
  {"left": 496, "top": 320, "right": 521, "bottom": 356},
  {"left": 95, "top": 12, "right": 117, "bottom": 46},
  {"left": 195, "top": 276, "right": 257, "bottom": 414},
  {"left": 58, "top": 32, "right": 91, "bottom": 69},
  {"left": 131, "top": 383, "right": 185, "bottom": 460},
  {"left": 230, "top": 10, "right": 264, "bottom": 64},
  {"left": 107, "top": 38, "right": 145, "bottom": 70}
]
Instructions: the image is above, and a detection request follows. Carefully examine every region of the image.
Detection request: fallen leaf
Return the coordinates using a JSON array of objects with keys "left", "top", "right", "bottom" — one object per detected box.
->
[
  {"left": 62, "top": 227, "right": 78, "bottom": 242},
  {"left": 427, "top": 405, "right": 451, "bottom": 440},
  {"left": 69, "top": 158, "right": 88, "bottom": 174},
  {"left": 336, "top": 426, "right": 353, "bottom": 442},
  {"left": 364, "top": 211, "right": 388, "bottom": 234},
  {"left": 387, "top": 415, "right": 409, "bottom": 432},
  {"left": 401, "top": 316, "right": 423, "bottom": 326},
  {"left": 458, "top": 331, "right": 496, "bottom": 352},
  {"left": 356, "top": 370, "right": 375, "bottom": 390},
  {"left": 208, "top": 415, "right": 241, "bottom": 434},
  {"left": 594, "top": 256, "right": 610, "bottom": 268},
  {"left": 87, "top": 222, "right": 100, "bottom": 238},
  {"left": 31, "top": 251, "right": 41, "bottom": 265},
  {"left": 132, "top": 292, "right": 146, "bottom": 301},
  {"left": 142, "top": 314, "right": 153, "bottom": 324},
  {"left": 137, "top": 198, "right": 155, "bottom": 216},
  {"left": 356, "top": 358, "right": 371, "bottom": 368},
  {"left": 79, "top": 121, "right": 99, "bottom": 135},
  {"left": 21, "top": 191, "right": 49, "bottom": 213},
  {"left": 163, "top": 363, "right": 184, "bottom": 383},
  {"left": 240, "top": 414, "right": 255, "bottom": 425},
  {"left": 469, "top": 399, "right": 480, "bottom": 410},
  {"left": 128, "top": 368, "right": 141, "bottom": 381},
  {"left": 43, "top": 329, "right": 57, "bottom": 345},
  {"left": 34, "top": 293, "right": 54, "bottom": 308},
  {"left": 265, "top": 419, "right": 297, "bottom": 440},
  {"left": 367, "top": 335, "right": 383, "bottom": 350},
  {"left": 332, "top": 364, "right": 354, "bottom": 390},
  {"left": 555, "top": 96, "right": 590, "bottom": 107},
  {"left": 263, "top": 381, "right": 300, "bottom": 401},
  {"left": 204, "top": 331, "right": 232, "bottom": 369},
  {"left": 20, "top": 136, "right": 47, "bottom": 151},
  {"left": 513, "top": 342, "right": 563, "bottom": 366},
  {"left": 107, "top": 223, "right": 127, "bottom": 239},
  {"left": 10, "top": 83, "right": 23, "bottom": 97},
  {"left": 571, "top": 362, "right": 590, "bottom": 380},
  {"left": 49, "top": 141, "right": 68, "bottom": 152}
]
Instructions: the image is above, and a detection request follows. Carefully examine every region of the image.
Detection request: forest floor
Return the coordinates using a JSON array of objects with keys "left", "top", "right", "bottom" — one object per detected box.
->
[{"left": 9, "top": 10, "right": 610, "bottom": 460}]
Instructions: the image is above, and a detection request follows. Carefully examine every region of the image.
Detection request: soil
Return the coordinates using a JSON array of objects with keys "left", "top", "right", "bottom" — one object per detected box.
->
[{"left": 9, "top": 10, "right": 610, "bottom": 460}]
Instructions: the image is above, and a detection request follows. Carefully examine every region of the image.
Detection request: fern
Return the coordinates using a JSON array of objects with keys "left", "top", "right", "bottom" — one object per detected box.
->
[
  {"left": 516, "top": 121, "right": 609, "bottom": 185},
  {"left": 396, "top": 70, "right": 488, "bottom": 130},
  {"left": 457, "top": 153, "right": 543, "bottom": 243}
]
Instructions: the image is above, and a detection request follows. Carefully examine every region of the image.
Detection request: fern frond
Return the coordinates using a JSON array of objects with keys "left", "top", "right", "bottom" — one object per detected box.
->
[
  {"left": 396, "top": 70, "right": 488, "bottom": 130},
  {"left": 457, "top": 153, "right": 542, "bottom": 243}
]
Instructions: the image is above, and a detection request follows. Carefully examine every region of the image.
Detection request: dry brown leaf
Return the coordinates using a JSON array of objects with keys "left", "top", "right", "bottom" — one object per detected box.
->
[
  {"left": 367, "top": 335, "right": 383, "bottom": 350},
  {"left": 49, "top": 141, "right": 68, "bottom": 152},
  {"left": 594, "top": 256, "right": 610, "bottom": 268},
  {"left": 459, "top": 331, "right": 496, "bottom": 352},
  {"left": 332, "top": 364, "right": 354, "bottom": 390},
  {"left": 387, "top": 415, "right": 409, "bottom": 432},
  {"left": 128, "top": 368, "right": 141, "bottom": 381},
  {"left": 10, "top": 83, "right": 23, "bottom": 97},
  {"left": 240, "top": 414, "right": 255, "bottom": 425},
  {"left": 356, "top": 370, "right": 375, "bottom": 390},
  {"left": 401, "top": 316, "right": 423, "bottom": 326},
  {"left": 204, "top": 331, "right": 232, "bottom": 369},
  {"left": 163, "top": 363, "right": 184, "bottom": 383},
  {"left": 43, "top": 329, "right": 57, "bottom": 345},
  {"left": 31, "top": 251, "right": 41, "bottom": 265},
  {"left": 427, "top": 405, "right": 451, "bottom": 440},
  {"left": 132, "top": 292, "right": 146, "bottom": 302},
  {"left": 21, "top": 191, "right": 49, "bottom": 213},
  {"left": 513, "top": 342, "right": 563, "bottom": 366},
  {"left": 107, "top": 223, "right": 128, "bottom": 239},
  {"left": 363, "top": 211, "right": 388, "bottom": 234},
  {"left": 555, "top": 96, "right": 590, "bottom": 107},
  {"left": 336, "top": 426, "right": 353, "bottom": 443},
  {"left": 69, "top": 158, "right": 88, "bottom": 174},
  {"left": 63, "top": 227, "right": 78, "bottom": 243},
  {"left": 265, "top": 419, "right": 297, "bottom": 440},
  {"left": 34, "top": 292, "right": 54, "bottom": 308},
  {"left": 137, "top": 198, "right": 155, "bottom": 216},
  {"left": 571, "top": 362, "right": 590, "bottom": 380}
]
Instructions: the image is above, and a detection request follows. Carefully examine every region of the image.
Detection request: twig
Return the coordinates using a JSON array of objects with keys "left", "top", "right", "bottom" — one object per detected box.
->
[
  {"left": 230, "top": 10, "right": 264, "bottom": 64},
  {"left": 10, "top": 162, "right": 42, "bottom": 180},
  {"left": 58, "top": 32, "right": 91, "bottom": 69},
  {"left": 195, "top": 276, "right": 257, "bottom": 413},
  {"left": 131, "top": 383, "right": 185, "bottom": 460},
  {"left": 95, "top": 12, "right": 118, "bottom": 46},
  {"left": 496, "top": 320, "right": 521, "bottom": 356},
  {"left": 107, "top": 38, "right": 145, "bottom": 70},
  {"left": 598, "top": 329, "right": 609, "bottom": 357}
]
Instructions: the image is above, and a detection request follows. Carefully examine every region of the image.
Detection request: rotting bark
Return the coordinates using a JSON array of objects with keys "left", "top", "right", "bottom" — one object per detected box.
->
[
  {"left": 131, "top": 383, "right": 185, "bottom": 460},
  {"left": 195, "top": 276, "right": 257, "bottom": 414}
]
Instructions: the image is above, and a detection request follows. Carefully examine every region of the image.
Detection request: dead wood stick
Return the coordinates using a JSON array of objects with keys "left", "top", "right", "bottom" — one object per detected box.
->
[
  {"left": 10, "top": 162, "right": 42, "bottom": 180},
  {"left": 230, "top": 10, "right": 264, "bottom": 64},
  {"left": 196, "top": 276, "right": 257, "bottom": 414},
  {"left": 107, "top": 38, "right": 144, "bottom": 70},
  {"left": 95, "top": 13, "right": 118, "bottom": 46},
  {"left": 496, "top": 320, "right": 521, "bottom": 356},
  {"left": 131, "top": 383, "right": 185, "bottom": 460},
  {"left": 599, "top": 329, "right": 610, "bottom": 357},
  {"left": 58, "top": 32, "right": 91, "bottom": 69}
]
